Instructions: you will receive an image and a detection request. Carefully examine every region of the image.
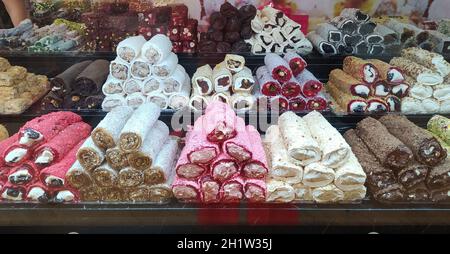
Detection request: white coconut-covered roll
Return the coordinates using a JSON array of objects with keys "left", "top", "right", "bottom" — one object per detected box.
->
[
  {"left": 116, "top": 35, "right": 146, "bottom": 63},
  {"left": 192, "top": 64, "right": 213, "bottom": 95},
  {"left": 146, "top": 91, "right": 169, "bottom": 110},
  {"left": 433, "top": 85, "right": 450, "bottom": 101},
  {"left": 401, "top": 97, "right": 426, "bottom": 114},
  {"left": 343, "top": 185, "right": 366, "bottom": 201},
  {"left": 65, "top": 160, "right": 93, "bottom": 189},
  {"left": 224, "top": 54, "right": 245, "bottom": 73},
  {"left": 390, "top": 57, "right": 443, "bottom": 86},
  {"left": 142, "top": 34, "right": 173, "bottom": 64},
  {"left": 150, "top": 136, "right": 180, "bottom": 181},
  {"left": 130, "top": 56, "right": 152, "bottom": 80},
  {"left": 126, "top": 92, "right": 146, "bottom": 109},
  {"left": 264, "top": 125, "right": 304, "bottom": 179},
  {"left": 102, "top": 75, "right": 124, "bottom": 95},
  {"left": 334, "top": 152, "right": 366, "bottom": 191},
  {"left": 422, "top": 98, "right": 440, "bottom": 113},
  {"left": 152, "top": 52, "right": 178, "bottom": 78},
  {"left": 213, "top": 62, "right": 233, "bottom": 93},
  {"left": 278, "top": 111, "right": 321, "bottom": 165},
  {"left": 306, "top": 32, "right": 337, "bottom": 56},
  {"left": 123, "top": 79, "right": 143, "bottom": 95},
  {"left": 102, "top": 94, "right": 126, "bottom": 112},
  {"left": 292, "top": 183, "right": 313, "bottom": 202},
  {"left": 230, "top": 92, "right": 255, "bottom": 112},
  {"left": 91, "top": 105, "right": 134, "bottom": 150},
  {"left": 401, "top": 47, "right": 450, "bottom": 77},
  {"left": 163, "top": 65, "right": 186, "bottom": 95},
  {"left": 168, "top": 74, "right": 191, "bottom": 110},
  {"left": 77, "top": 137, "right": 105, "bottom": 171},
  {"left": 110, "top": 57, "right": 130, "bottom": 80},
  {"left": 232, "top": 67, "right": 255, "bottom": 93},
  {"left": 142, "top": 76, "right": 163, "bottom": 95},
  {"left": 212, "top": 92, "right": 231, "bottom": 105},
  {"left": 409, "top": 84, "right": 433, "bottom": 100},
  {"left": 119, "top": 102, "right": 161, "bottom": 152},
  {"left": 302, "top": 162, "right": 335, "bottom": 188},
  {"left": 311, "top": 184, "right": 344, "bottom": 203},
  {"left": 303, "top": 111, "right": 350, "bottom": 168},
  {"left": 266, "top": 179, "right": 295, "bottom": 203}
]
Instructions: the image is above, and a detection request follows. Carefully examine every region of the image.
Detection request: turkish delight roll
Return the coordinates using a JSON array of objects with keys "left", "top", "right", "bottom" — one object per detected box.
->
[
  {"left": 296, "top": 69, "right": 323, "bottom": 98},
  {"left": 431, "top": 186, "right": 450, "bottom": 202},
  {"left": 367, "top": 59, "right": 405, "bottom": 84},
  {"left": 242, "top": 125, "right": 268, "bottom": 179},
  {"left": 19, "top": 111, "right": 82, "bottom": 147},
  {"left": 1, "top": 182, "right": 26, "bottom": 201},
  {"left": 303, "top": 111, "right": 351, "bottom": 168},
  {"left": 102, "top": 94, "right": 126, "bottom": 112},
  {"left": 307, "top": 93, "right": 328, "bottom": 111},
  {"left": 256, "top": 66, "right": 282, "bottom": 96},
  {"left": 397, "top": 161, "right": 429, "bottom": 190},
  {"left": 66, "top": 160, "right": 93, "bottom": 189},
  {"left": 428, "top": 115, "right": 450, "bottom": 144},
  {"left": 385, "top": 95, "right": 402, "bottom": 112},
  {"left": 144, "top": 137, "right": 179, "bottom": 185},
  {"left": 79, "top": 185, "right": 101, "bottom": 201},
  {"left": 199, "top": 175, "right": 221, "bottom": 203},
  {"left": 26, "top": 182, "right": 50, "bottom": 203},
  {"left": 142, "top": 76, "right": 163, "bottom": 95},
  {"left": 105, "top": 148, "right": 128, "bottom": 171},
  {"left": 232, "top": 67, "right": 255, "bottom": 93},
  {"left": 212, "top": 153, "right": 240, "bottom": 183},
  {"left": 7, "top": 162, "right": 38, "bottom": 185},
  {"left": 401, "top": 47, "right": 450, "bottom": 77},
  {"left": 284, "top": 52, "right": 307, "bottom": 77},
  {"left": 74, "top": 60, "right": 109, "bottom": 96},
  {"left": 434, "top": 85, "right": 450, "bottom": 101},
  {"left": 224, "top": 54, "right": 245, "bottom": 73},
  {"left": 220, "top": 176, "right": 244, "bottom": 203},
  {"left": 311, "top": 184, "right": 344, "bottom": 203},
  {"left": 307, "top": 32, "right": 337, "bottom": 56},
  {"left": 163, "top": 65, "right": 186, "bottom": 95},
  {"left": 340, "top": 8, "right": 370, "bottom": 23},
  {"left": 127, "top": 92, "right": 146, "bottom": 108},
  {"left": 189, "top": 93, "right": 209, "bottom": 113},
  {"left": 390, "top": 57, "right": 443, "bottom": 86},
  {"left": 379, "top": 115, "right": 446, "bottom": 166},
  {"left": 343, "top": 56, "right": 379, "bottom": 84},
  {"left": 213, "top": 63, "right": 233, "bottom": 93},
  {"left": 201, "top": 101, "right": 241, "bottom": 143},
  {"left": 117, "top": 35, "right": 147, "bottom": 63},
  {"left": 334, "top": 152, "right": 366, "bottom": 191},
  {"left": 223, "top": 118, "right": 252, "bottom": 163},
  {"left": 172, "top": 176, "right": 200, "bottom": 202},
  {"left": 127, "top": 120, "right": 169, "bottom": 171},
  {"left": 426, "top": 158, "right": 450, "bottom": 190},
  {"left": 422, "top": 98, "right": 441, "bottom": 113},
  {"left": 92, "top": 106, "right": 134, "bottom": 150},
  {"left": 148, "top": 175, "right": 174, "bottom": 203},
  {"left": 77, "top": 137, "right": 104, "bottom": 171},
  {"left": 428, "top": 30, "right": 450, "bottom": 54},
  {"left": 212, "top": 92, "right": 231, "bottom": 105},
  {"left": 3, "top": 145, "right": 29, "bottom": 166},
  {"left": 184, "top": 125, "right": 220, "bottom": 165},
  {"left": 265, "top": 53, "right": 292, "bottom": 83},
  {"left": 152, "top": 52, "right": 178, "bottom": 78},
  {"left": 278, "top": 111, "right": 321, "bottom": 165},
  {"left": 293, "top": 183, "right": 313, "bottom": 202},
  {"left": 356, "top": 117, "right": 413, "bottom": 170},
  {"left": 130, "top": 58, "right": 151, "bottom": 80},
  {"left": 91, "top": 163, "right": 118, "bottom": 188},
  {"left": 102, "top": 75, "right": 124, "bottom": 95},
  {"left": 142, "top": 34, "right": 173, "bottom": 64},
  {"left": 343, "top": 185, "right": 367, "bottom": 202},
  {"left": 302, "top": 162, "right": 335, "bottom": 188},
  {"left": 231, "top": 92, "right": 255, "bottom": 112},
  {"left": 374, "top": 25, "right": 399, "bottom": 44},
  {"left": 316, "top": 23, "right": 342, "bottom": 43},
  {"left": 265, "top": 125, "right": 303, "bottom": 178},
  {"left": 175, "top": 143, "right": 207, "bottom": 180},
  {"left": 99, "top": 187, "right": 123, "bottom": 202},
  {"left": 192, "top": 65, "right": 213, "bottom": 95},
  {"left": 51, "top": 60, "right": 92, "bottom": 91},
  {"left": 401, "top": 97, "right": 426, "bottom": 114},
  {"left": 328, "top": 69, "right": 371, "bottom": 98},
  {"left": 281, "top": 78, "right": 301, "bottom": 99},
  {"left": 289, "top": 96, "right": 307, "bottom": 111},
  {"left": 266, "top": 179, "right": 295, "bottom": 203},
  {"left": 110, "top": 57, "right": 130, "bottom": 81},
  {"left": 371, "top": 80, "right": 391, "bottom": 97},
  {"left": 118, "top": 167, "right": 144, "bottom": 188},
  {"left": 244, "top": 179, "right": 266, "bottom": 203},
  {"left": 391, "top": 83, "right": 410, "bottom": 98},
  {"left": 367, "top": 98, "right": 388, "bottom": 112},
  {"left": 343, "top": 129, "right": 405, "bottom": 202},
  {"left": 330, "top": 16, "right": 358, "bottom": 34},
  {"left": 34, "top": 122, "right": 91, "bottom": 166},
  {"left": 327, "top": 82, "right": 368, "bottom": 113},
  {"left": 168, "top": 75, "right": 191, "bottom": 110},
  {"left": 119, "top": 103, "right": 160, "bottom": 152},
  {"left": 146, "top": 91, "right": 168, "bottom": 109}
]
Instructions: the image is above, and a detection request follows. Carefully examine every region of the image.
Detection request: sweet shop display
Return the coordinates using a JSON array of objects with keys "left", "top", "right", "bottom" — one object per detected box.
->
[
  {"left": 172, "top": 101, "right": 267, "bottom": 203},
  {"left": 102, "top": 35, "right": 190, "bottom": 111},
  {"left": 345, "top": 115, "right": 448, "bottom": 203},
  {"left": 246, "top": 6, "right": 312, "bottom": 55},
  {"left": 256, "top": 53, "right": 329, "bottom": 112},
  {"left": 264, "top": 111, "right": 366, "bottom": 203},
  {"left": 197, "top": 2, "right": 255, "bottom": 53},
  {"left": 67, "top": 103, "right": 179, "bottom": 202},
  {"left": 0, "top": 111, "right": 90, "bottom": 202},
  {"left": 41, "top": 59, "right": 109, "bottom": 111},
  {"left": 0, "top": 57, "right": 50, "bottom": 115},
  {"left": 326, "top": 56, "right": 406, "bottom": 114},
  {"left": 389, "top": 48, "right": 450, "bottom": 114}
]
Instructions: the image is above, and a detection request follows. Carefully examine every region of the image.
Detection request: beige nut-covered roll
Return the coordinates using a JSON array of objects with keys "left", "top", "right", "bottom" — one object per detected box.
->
[
  {"left": 91, "top": 106, "right": 134, "bottom": 150},
  {"left": 390, "top": 57, "right": 443, "bottom": 86},
  {"left": 401, "top": 47, "right": 450, "bottom": 77},
  {"left": 77, "top": 137, "right": 105, "bottom": 171},
  {"left": 105, "top": 147, "right": 129, "bottom": 170},
  {"left": 303, "top": 111, "right": 351, "bottom": 168},
  {"left": 213, "top": 62, "right": 233, "bottom": 93},
  {"left": 145, "top": 136, "right": 180, "bottom": 185},
  {"left": 311, "top": 184, "right": 344, "bottom": 203},
  {"left": 264, "top": 125, "right": 304, "bottom": 179},
  {"left": 334, "top": 152, "right": 366, "bottom": 191},
  {"left": 302, "top": 162, "right": 335, "bottom": 188},
  {"left": 118, "top": 167, "right": 144, "bottom": 188},
  {"left": 266, "top": 179, "right": 295, "bottom": 203},
  {"left": 119, "top": 103, "right": 161, "bottom": 152},
  {"left": 278, "top": 111, "right": 321, "bottom": 165},
  {"left": 192, "top": 64, "right": 214, "bottom": 95},
  {"left": 91, "top": 163, "right": 119, "bottom": 188}
]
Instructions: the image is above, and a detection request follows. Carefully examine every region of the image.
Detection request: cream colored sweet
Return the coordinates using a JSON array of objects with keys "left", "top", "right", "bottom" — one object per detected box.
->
[
  {"left": 302, "top": 162, "right": 335, "bottom": 188},
  {"left": 5, "top": 148, "right": 28, "bottom": 164},
  {"left": 35, "top": 149, "right": 54, "bottom": 165}
]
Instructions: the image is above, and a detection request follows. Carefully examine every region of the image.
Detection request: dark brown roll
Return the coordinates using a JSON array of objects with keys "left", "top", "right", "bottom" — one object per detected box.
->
[
  {"left": 356, "top": 117, "right": 413, "bottom": 170},
  {"left": 211, "top": 30, "right": 224, "bottom": 42},
  {"left": 74, "top": 59, "right": 110, "bottom": 96},
  {"left": 405, "top": 183, "right": 430, "bottom": 201},
  {"left": 431, "top": 186, "right": 450, "bottom": 202},
  {"left": 198, "top": 40, "right": 217, "bottom": 53},
  {"left": 220, "top": 2, "right": 239, "bottom": 18},
  {"left": 63, "top": 92, "right": 85, "bottom": 110},
  {"left": 239, "top": 5, "right": 257, "bottom": 23},
  {"left": 224, "top": 31, "right": 240, "bottom": 43},
  {"left": 83, "top": 95, "right": 105, "bottom": 109},
  {"left": 232, "top": 40, "right": 251, "bottom": 52},
  {"left": 226, "top": 16, "right": 241, "bottom": 32},
  {"left": 51, "top": 60, "right": 92, "bottom": 92},
  {"left": 200, "top": 32, "right": 208, "bottom": 41},
  {"left": 216, "top": 42, "right": 231, "bottom": 53},
  {"left": 397, "top": 161, "right": 429, "bottom": 189},
  {"left": 41, "top": 91, "right": 64, "bottom": 110},
  {"left": 212, "top": 16, "right": 226, "bottom": 30},
  {"left": 343, "top": 129, "right": 405, "bottom": 203},
  {"left": 426, "top": 158, "right": 450, "bottom": 190},
  {"left": 209, "top": 12, "right": 222, "bottom": 24},
  {"left": 241, "top": 25, "right": 253, "bottom": 39},
  {"left": 379, "top": 115, "right": 447, "bottom": 166}
]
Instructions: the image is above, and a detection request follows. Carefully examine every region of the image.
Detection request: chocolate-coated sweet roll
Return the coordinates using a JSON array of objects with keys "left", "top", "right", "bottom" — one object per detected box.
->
[
  {"left": 426, "top": 158, "right": 450, "bottom": 190},
  {"left": 232, "top": 40, "right": 251, "bottom": 52},
  {"left": 74, "top": 59, "right": 110, "bottom": 96},
  {"left": 405, "top": 183, "right": 430, "bottom": 202},
  {"left": 239, "top": 5, "right": 257, "bottom": 23},
  {"left": 51, "top": 60, "right": 92, "bottom": 93},
  {"left": 220, "top": 2, "right": 239, "bottom": 18},
  {"left": 216, "top": 42, "right": 232, "bottom": 53},
  {"left": 397, "top": 160, "right": 429, "bottom": 190}
]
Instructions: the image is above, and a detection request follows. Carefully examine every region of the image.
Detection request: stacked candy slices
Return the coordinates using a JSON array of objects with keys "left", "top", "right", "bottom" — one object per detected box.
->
[
  {"left": 66, "top": 103, "right": 180, "bottom": 202},
  {"left": 326, "top": 56, "right": 408, "bottom": 114},
  {"left": 189, "top": 54, "right": 257, "bottom": 113},
  {"left": 256, "top": 53, "right": 328, "bottom": 112},
  {"left": 0, "top": 112, "right": 91, "bottom": 202},
  {"left": 102, "top": 34, "right": 191, "bottom": 112},
  {"left": 172, "top": 101, "right": 268, "bottom": 203},
  {"left": 264, "top": 111, "right": 366, "bottom": 203}
]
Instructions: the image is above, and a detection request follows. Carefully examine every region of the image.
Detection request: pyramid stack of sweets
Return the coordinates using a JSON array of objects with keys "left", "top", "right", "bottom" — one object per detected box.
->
[
  {"left": 388, "top": 48, "right": 450, "bottom": 114},
  {"left": 256, "top": 53, "right": 329, "bottom": 112},
  {"left": 0, "top": 57, "right": 50, "bottom": 115},
  {"left": 198, "top": 2, "right": 256, "bottom": 53},
  {"left": 264, "top": 111, "right": 366, "bottom": 203},
  {"left": 0, "top": 111, "right": 91, "bottom": 203},
  {"left": 137, "top": 4, "right": 198, "bottom": 54},
  {"left": 247, "top": 6, "right": 312, "bottom": 55},
  {"left": 308, "top": 8, "right": 389, "bottom": 56},
  {"left": 172, "top": 101, "right": 268, "bottom": 203},
  {"left": 66, "top": 103, "right": 180, "bottom": 203},
  {"left": 102, "top": 34, "right": 191, "bottom": 112},
  {"left": 189, "top": 54, "right": 257, "bottom": 113},
  {"left": 41, "top": 59, "right": 109, "bottom": 111},
  {"left": 344, "top": 115, "right": 449, "bottom": 203},
  {"left": 326, "top": 56, "right": 408, "bottom": 114}
]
